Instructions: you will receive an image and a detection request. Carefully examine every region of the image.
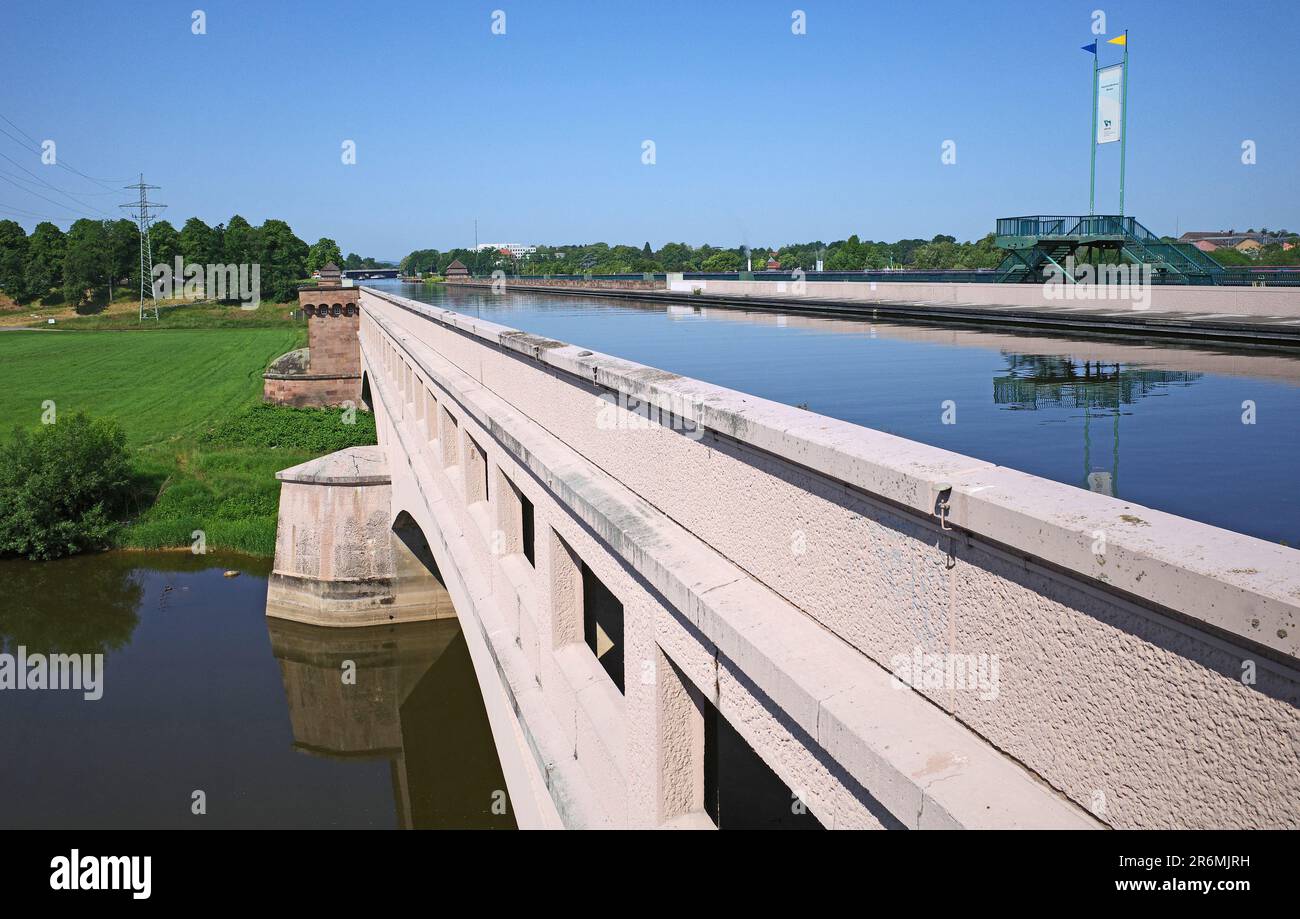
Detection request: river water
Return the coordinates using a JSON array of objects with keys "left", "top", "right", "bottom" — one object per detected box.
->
[
  {"left": 380, "top": 280, "right": 1300, "bottom": 547},
  {"left": 0, "top": 552, "right": 514, "bottom": 829}
]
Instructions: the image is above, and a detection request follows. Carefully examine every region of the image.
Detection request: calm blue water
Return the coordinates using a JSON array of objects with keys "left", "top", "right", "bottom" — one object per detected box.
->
[
  {"left": 374, "top": 281, "right": 1300, "bottom": 548},
  {"left": 0, "top": 552, "right": 513, "bottom": 829}
]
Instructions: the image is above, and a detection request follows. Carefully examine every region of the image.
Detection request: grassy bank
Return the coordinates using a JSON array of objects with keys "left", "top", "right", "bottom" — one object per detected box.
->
[
  {"left": 0, "top": 327, "right": 375, "bottom": 556},
  {"left": 0, "top": 296, "right": 304, "bottom": 330}
]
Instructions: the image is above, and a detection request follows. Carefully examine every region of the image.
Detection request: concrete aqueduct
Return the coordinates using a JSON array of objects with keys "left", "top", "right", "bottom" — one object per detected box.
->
[{"left": 264, "top": 282, "right": 1300, "bottom": 830}]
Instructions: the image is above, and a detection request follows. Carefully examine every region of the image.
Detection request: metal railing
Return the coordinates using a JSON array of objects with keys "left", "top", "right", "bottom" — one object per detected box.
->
[{"left": 996, "top": 215, "right": 1141, "bottom": 238}]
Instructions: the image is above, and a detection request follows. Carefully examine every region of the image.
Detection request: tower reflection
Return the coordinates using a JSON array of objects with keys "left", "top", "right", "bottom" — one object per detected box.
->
[{"left": 266, "top": 617, "right": 515, "bottom": 829}]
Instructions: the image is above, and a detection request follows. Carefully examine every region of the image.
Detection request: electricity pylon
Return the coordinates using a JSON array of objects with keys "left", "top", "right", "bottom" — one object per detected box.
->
[{"left": 120, "top": 175, "right": 165, "bottom": 320}]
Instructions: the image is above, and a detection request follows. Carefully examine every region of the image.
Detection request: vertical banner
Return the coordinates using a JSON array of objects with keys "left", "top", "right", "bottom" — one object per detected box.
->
[{"left": 1096, "top": 64, "right": 1124, "bottom": 144}]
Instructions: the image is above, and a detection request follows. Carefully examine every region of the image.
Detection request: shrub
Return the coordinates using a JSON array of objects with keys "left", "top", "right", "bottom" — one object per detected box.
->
[
  {"left": 0, "top": 413, "right": 135, "bottom": 560},
  {"left": 199, "top": 402, "right": 377, "bottom": 453}
]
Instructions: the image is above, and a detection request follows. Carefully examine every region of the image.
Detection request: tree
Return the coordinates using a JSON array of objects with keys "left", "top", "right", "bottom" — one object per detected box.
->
[
  {"left": 0, "top": 220, "right": 29, "bottom": 301},
  {"left": 105, "top": 219, "right": 138, "bottom": 300},
  {"left": 701, "top": 250, "right": 742, "bottom": 271},
  {"left": 24, "top": 222, "right": 66, "bottom": 301},
  {"left": 62, "top": 219, "right": 109, "bottom": 304},
  {"left": 149, "top": 220, "right": 179, "bottom": 281},
  {"left": 657, "top": 241, "right": 694, "bottom": 271},
  {"left": 178, "top": 217, "right": 222, "bottom": 267},
  {"left": 307, "top": 237, "right": 343, "bottom": 274},
  {"left": 257, "top": 219, "right": 308, "bottom": 302},
  {"left": 0, "top": 413, "right": 135, "bottom": 560},
  {"left": 222, "top": 214, "right": 259, "bottom": 266}
]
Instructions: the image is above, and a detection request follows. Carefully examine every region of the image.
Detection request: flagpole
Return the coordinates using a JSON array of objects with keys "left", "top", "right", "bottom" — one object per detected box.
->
[
  {"left": 1089, "top": 44, "right": 1098, "bottom": 216},
  {"left": 1118, "top": 30, "right": 1129, "bottom": 217}
]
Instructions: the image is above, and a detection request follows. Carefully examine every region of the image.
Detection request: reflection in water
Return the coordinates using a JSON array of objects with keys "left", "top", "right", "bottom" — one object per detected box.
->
[
  {"left": 0, "top": 553, "right": 143, "bottom": 654},
  {"left": 992, "top": 356, "right": 1204, "bottom": 496},
  {"left": 267, "top": 617, "right": 514, "bottom": 829},
  {"left": 993, "top": 356, "right": 1202, "bottom": 411},
  {"left": 0, "top": 553, "right": 512, "bottom": 829}
]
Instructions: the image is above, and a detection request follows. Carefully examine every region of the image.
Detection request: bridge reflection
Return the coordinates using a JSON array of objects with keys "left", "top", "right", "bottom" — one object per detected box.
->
[
  {"left": 993, "top": 356, "right": 1201, "bottom": 411},
  {"left": 266, "top": 617, "right": 515, "bottom": 829},
  {"left": 993, "top": 356, "right": 1202, "bottom": 496}
]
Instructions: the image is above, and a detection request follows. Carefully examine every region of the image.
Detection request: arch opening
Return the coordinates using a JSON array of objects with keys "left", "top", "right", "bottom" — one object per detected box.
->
[{"left": 390, "top": 510, "right": 455, "bottom": 621}]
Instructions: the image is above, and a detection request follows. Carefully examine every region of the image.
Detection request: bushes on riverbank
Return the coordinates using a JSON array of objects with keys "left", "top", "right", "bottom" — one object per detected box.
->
[
  {"left": 0, "top": 330, "right": 378, "bottom": 559},
  {"left": 0, "top": 413, "right": 136, "bottom": 560},
  {"left": 200, "top": 402, "right": 377, "bottom": 453}
]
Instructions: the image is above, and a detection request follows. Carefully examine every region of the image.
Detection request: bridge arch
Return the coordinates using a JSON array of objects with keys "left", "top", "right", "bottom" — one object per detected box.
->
[
  {"left": 359, "top": 370, "right": 373, "bottom": 413},
  {"left": 390, "top": 510, "right": 456, "bottom": 622}
]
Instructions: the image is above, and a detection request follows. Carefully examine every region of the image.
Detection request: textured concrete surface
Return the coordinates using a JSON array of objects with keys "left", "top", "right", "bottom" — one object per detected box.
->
[
  {"left": 360, "top": 294, "right": 1108, "bottom": 829},
  {"left": 355, "top": 285, "right": 1300, "bottom": 829},
  {"left": 268, "top": 446, "right": 450, "bottom": 627}
]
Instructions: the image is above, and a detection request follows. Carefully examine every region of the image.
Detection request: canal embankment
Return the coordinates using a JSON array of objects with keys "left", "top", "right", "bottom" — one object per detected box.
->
[{"left": 444, "top": 278, "right": 1300, "bottom": 348}]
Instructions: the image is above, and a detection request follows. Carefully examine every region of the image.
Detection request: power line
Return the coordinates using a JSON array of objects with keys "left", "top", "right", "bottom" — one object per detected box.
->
[
  {"left": 120, "top": 175, "right": 166, "bottom": 321},
  {"left": 0, "top": 172, "right": 101, "bottom": 220},
  {"left": 0, "top": 111, "right": 129, "bottom": 190},
  {"left": 0, "top": 148, "right": 115, "bottom": 217},
  {"left": 0, "top": 166, "right": 119, "bottom": 197},
  {"left": 0, "top": 199, "right": 86, "bottom": 221}
]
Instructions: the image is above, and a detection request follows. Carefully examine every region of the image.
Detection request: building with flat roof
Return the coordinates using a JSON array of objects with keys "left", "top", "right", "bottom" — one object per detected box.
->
[{"left": 475, "top": 242, "right": 537, "bottom": 259}]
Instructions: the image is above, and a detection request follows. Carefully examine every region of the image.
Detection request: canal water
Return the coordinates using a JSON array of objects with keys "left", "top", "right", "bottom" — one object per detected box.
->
[
  {"left": 380, "top": 280, "right": 1300, "bottom": 548},
  {"left": 0, "top": 552, "right": 515, "bottom": 830}
]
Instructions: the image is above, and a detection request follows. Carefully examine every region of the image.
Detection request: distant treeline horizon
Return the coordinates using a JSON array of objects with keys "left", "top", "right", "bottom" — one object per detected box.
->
[
  {"left": 0, "top": 217, "right": 390, "bottom": 307},
  {"left": 401, "top": 234, "right": 1007, "bottom": 277},
  {"left": 401, "top": 228, "right": 1300, "bottom": 277}
]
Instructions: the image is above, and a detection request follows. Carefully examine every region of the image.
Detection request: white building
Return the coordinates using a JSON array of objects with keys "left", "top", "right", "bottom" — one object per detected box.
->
[{"left": 476, "top": 243, "right": 537, "bottom": 259}]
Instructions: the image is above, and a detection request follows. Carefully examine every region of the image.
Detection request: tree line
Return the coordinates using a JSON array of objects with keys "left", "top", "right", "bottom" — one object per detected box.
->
[
  {"left": 0, "top": 217, "right": 381, "bottom": 307},
  {"left": 400, "top": 233, "right": 1007, "bottom": 277}
]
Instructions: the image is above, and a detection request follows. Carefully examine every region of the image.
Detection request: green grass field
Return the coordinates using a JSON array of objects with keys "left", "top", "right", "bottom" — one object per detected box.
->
[
  {"left": 0, "top": 327, "right": 376, "bottom": 556},
  {"left": 56, "top": 299, "right": 306, "bottom": 331}
]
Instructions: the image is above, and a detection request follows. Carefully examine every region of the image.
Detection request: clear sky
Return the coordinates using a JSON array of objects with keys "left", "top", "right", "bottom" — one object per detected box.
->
[{"left": 1, "top": 0, "right": 1295, "bottom": 258}]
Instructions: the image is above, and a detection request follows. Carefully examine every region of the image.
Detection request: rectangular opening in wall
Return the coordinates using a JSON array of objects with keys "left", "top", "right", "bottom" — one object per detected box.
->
[
  {"left": 702, "top": 698, "right": 823, "bottom": 830},
  {"left": 581, "top": 563, "right": 623, "bottom": 693},
  {"left": 519, "top": 490, "right": 534, "bottom": 567}
]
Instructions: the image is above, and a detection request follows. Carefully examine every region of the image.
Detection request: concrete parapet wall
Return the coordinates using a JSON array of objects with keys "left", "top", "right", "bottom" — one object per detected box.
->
[
  {"left": 674, "top": 278, "right": 1300, "bottom": 317},
  {"left": 358, "top": 286, "right": 1300, "bottom": 829},
  {"left": 448, "top": 277, "right": 664, "bottom": 292}
]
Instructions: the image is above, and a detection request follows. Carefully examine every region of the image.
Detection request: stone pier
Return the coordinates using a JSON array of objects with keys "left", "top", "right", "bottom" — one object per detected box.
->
[{"left": 266, "top": 445, "right": 453, "bottom": 627}]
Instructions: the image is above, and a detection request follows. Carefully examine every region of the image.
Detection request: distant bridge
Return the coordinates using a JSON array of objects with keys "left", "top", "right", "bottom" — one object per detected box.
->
[
  {"left": 343, "top": 267, "right": 399, "bottom": 280},
  {"left": 264, "top": 285, "right": 1300, "bottom": 829}
]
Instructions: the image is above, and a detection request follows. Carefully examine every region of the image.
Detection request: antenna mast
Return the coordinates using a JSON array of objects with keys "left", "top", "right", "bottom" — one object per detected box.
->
[{"left": 120, "top": 174, "right": 166, "bottom": 320}]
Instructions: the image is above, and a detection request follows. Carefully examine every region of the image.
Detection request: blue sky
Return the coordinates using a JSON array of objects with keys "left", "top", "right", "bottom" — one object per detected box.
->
[{"left": 1, "top": 0, "right": 1295, "bottom": 258}]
